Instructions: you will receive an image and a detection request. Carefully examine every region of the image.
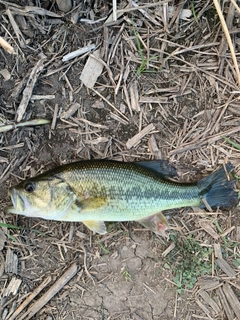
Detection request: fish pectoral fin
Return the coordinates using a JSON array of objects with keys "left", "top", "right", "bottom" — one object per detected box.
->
[
  {"left": 83, "top": 220, "right": 107, "bottom": 234},
  {"left": 138, "top": 212, "right": 169, "bottom": 238},
  {"left": 74, "top": 196, "right": 108, "bottom": 210}
]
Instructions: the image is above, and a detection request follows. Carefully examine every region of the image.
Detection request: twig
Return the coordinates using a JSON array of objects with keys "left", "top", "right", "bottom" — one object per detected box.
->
[
  {"left": 16, "top": 54, "right": 46, "bottom": 122},
  {"left": 213, "top": 0, "right": 240, "bottom": 86},
  {"left": 0, "top": 36, "right": 16, "bottom": 54},
  {"left": 18, "top": 263, "right": 78, "bottom": 320},
  {"left": 80, "top": 244, "right": 95, "bottom": 285},
  {"left": 7, "top": 276, "right": 52, "bottom": 320},
  {"left": 91, "top": 88, "right": 128, "bottom": 121},
  {"left": 0, "top": 119, "right": 50, "bottom": 133}
]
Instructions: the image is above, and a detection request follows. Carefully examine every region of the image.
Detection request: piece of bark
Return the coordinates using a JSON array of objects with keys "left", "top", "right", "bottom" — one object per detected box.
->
[
  {"left": 222, "top": 283, "right": 240, "bottom": 319},
  {"left": 199, "top": 221, "right": 219, "bottom": 239},
  {"left": 3, "top": 277, "right": 22, "bottom": 297},
  {"left": 126, "top": 123, "right": 155, "bottom": 149},
  {"left": 198, "top": 290, "right": 221, "bottom": 315},
  {"left": 217, "top": 286, "right": 234, "bottom": 320},
  {"left": 214, "top": 243, "right": 222, "bottom": 259},
  {"left": 215, "top": 258, "right": 236, "bottom": 277},
  {"left": 80, "top": 49, "right": 103, "bottom": 88},
  {"left": 139, "top": 96, "right": 168, "bottom": 103},
  {"left": 129, "top": 80, "right": 140, "bottom": 112},
  {"left": 5, "top": 248, "right": 18, "bottom": 274},
  {"left": 61, "top": 103, "right": 80, "bottom": 119},
  {"left": 16, "top": 54, "right": 46, "bottom": 122}
]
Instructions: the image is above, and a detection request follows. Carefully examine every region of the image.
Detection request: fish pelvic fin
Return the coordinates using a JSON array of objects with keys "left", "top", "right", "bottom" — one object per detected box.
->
[
  {"left": 83, "top": 220, "right": 107, "bottom": 234},
  {"left": 198, "top": 163, "right": 238, "bottom": 210},
  {"left": 138, "top": 212, "right": 169, "bottom": 238}
]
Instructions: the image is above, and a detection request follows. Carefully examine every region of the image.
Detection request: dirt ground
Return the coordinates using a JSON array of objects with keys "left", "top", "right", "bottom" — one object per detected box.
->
[{"left": 0, "top": 0, "right": 240, "bottom": 319}]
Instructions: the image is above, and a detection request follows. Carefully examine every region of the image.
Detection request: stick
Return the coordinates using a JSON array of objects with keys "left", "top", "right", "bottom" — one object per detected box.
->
[
  {"left": 0, "top": 36, "right": 16, "bottom": 54},
  {"left": 16, "top": 54, "right": 46, "bottom": 122},
  {"left": 18, "top": 263, "right": 78, "bottom": 320},
  {"left": 7, "top": 276, "right": 52, "bottom": 320},
  {"left": 212, "top": 0, "right": 240, "bottom": 86}
]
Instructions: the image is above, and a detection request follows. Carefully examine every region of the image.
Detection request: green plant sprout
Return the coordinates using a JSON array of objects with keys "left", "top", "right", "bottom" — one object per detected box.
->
[
  {"left": 121, "top": 267, "right": 132, "bottom": 282},
  {"left": 132, "top": 22, "right": 159, "bottom": 75}
]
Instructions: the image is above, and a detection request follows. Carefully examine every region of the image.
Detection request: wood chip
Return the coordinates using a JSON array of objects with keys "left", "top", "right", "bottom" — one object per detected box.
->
[
  {"left": 214, "top": 243, "right": 222, "bottom": 259},
  {"left": 162, "top": 242, "right": 175, "bottom": 257},
  {"left": 195, "top": 299, "right": 213, "bottom": 319},
  {"left": 61, "top": 103, "right": 81, "bottom": 119},
  {"left": 0, "top": 229, "right": 6, "bottom": 251},
  {"left": 199, "top": 221, "right": 219, "bottom": 240},
  {"left": 198, "top": 290, "right": 221, "bottom": 315},
  {"left": 62, "top": 44, "right": 96, "bottom": 62},
  {"left": 16, "top": 54, "right": 46, "bottom": 122},
  {"left": 215, "top": 258, "right": 236, "bottom": 277},
  {"left": 139, "top": 96, "right": 168, "bottom": 103},
  {"left": 236, "top": 226, "right": 240, "bottom": 242},
  {"left": 0, "top": 68, "right": 11, "bottom": 80},
  {"left": 0, "top": 252, "right": 5, "bottom": 277},
  {"left": 217, "top": 286, "right": 234, "bottom": 320},
  {"left": 80, "top": 49, "right": 103, "bottom": 88},
  {"left": 221, "top": 226, "right": 235, "bottom": 237},
  {"left": 222, "top": 282, "right": 240, "bottom": 319},
  {"left": 3, "top": 277, "right": 22, "bottom": 297},
  {"left": 197, "top": 278, "right": 221, "bottom": 291},
  {"left": 129, "top": 80, "right": 140, "bottom": 112},
  {"left": 0, "top": 36, "right": 16, "bottom": 54},
  {"left": 30, "top": 94, "right": 55, "bottom": 100},
  {"left": 5, "top": 248, "right": 18, "bottom": 274},
  {"left": 126, "top": 123, "right": 155, "bottom": 149}
]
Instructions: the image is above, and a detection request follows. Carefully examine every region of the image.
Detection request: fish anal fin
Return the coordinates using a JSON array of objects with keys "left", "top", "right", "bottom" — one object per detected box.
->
[
  {"left": 138, "top": 212, "right": 169, "bottom": 238},
  {"left": 83, "top": 220, "right": 107, "bottom": 234}
]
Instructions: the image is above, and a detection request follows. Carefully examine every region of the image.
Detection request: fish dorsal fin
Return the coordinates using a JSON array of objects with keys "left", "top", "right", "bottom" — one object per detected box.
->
[
  {"left": 135, "top": 160, "right": 177, "bottom": 179},
  {"left": 83, "top": 220, "right": 107, "bottom": 234}
]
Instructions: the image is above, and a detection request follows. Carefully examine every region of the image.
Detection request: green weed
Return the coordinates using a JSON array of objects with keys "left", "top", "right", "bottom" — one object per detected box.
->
[
  {"left": 222, "top": 136, "right": 240, "bottom": 151},
  {"left": 165, "top": 234, "right": 213, "bottom": 293},
  {"left": 132, "top": 22, "right": 159, "bottom": 75},
  {"left": 0, "top": 222, "right": 46, "bottom": 241},
  {"left": 98, "top": 241, "right": 110, "bottom": 254}
]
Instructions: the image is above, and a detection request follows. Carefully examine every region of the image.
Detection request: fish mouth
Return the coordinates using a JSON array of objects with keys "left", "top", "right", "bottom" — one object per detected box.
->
[{"left": 7, "top": 188, "right": 29, "bottom": 214}]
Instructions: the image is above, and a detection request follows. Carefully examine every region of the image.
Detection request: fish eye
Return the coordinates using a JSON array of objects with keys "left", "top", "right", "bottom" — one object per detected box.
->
[{"left": 24, "top": 182, "right": 35, "bottom": 193}]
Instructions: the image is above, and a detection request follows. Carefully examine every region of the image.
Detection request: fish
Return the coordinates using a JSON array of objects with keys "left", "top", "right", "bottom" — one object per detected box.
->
[{"left": 7, "top": 160, "right": 238, "bottom": 236}]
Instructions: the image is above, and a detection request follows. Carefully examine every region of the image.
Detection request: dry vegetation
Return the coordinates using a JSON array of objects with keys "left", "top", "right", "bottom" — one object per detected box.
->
[{"left": 0, "top": 0, "right": 240, "bottom": 319}]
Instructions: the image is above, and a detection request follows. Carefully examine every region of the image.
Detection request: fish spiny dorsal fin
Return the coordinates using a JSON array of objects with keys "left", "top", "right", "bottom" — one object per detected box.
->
[{"left": 134, "top": 160, "right": 177, "bottom": 179}]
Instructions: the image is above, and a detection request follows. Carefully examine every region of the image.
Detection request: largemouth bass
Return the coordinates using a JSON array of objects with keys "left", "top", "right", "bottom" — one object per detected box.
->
[{"left": 7, "top": 160, "right": 238, "bottom": 236}]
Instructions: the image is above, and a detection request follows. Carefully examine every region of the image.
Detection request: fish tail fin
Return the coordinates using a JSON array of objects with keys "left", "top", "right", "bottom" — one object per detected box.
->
[{"left": 198, "top": 163, "right": 238, "bottom": 209}]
